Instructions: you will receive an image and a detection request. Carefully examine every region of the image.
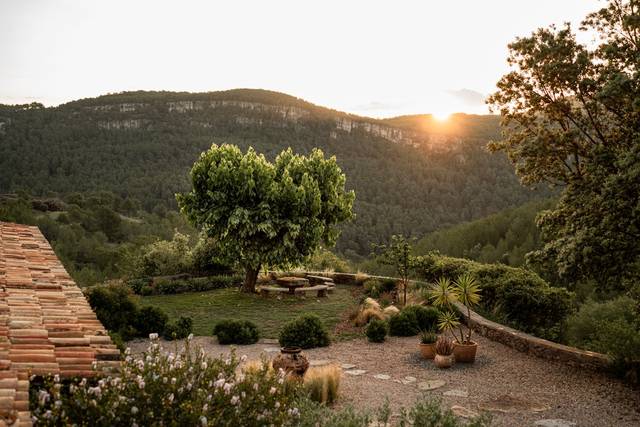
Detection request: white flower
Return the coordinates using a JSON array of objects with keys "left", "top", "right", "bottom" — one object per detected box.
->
[
  {"left": 240, "top": 355, "right": 247, "bottom": 362},
  {"left": 131, "top": 406, "right": 139, "bottom": 415},
  {"left": 187, "top": 333, "right": 194, "bottom": 341},
  {"left": 253, "top": 383, "right": 259, "bottom": 391},
  {"left": 149, "top": 333, "right": 159, "bottom": 340},
  {"left": 202, "top": 403, "right": 208, "bottom": 411},
  {"left": 168, "top": 393, "right": 174, "bottom": 403},
  {"left": 200, "top": 416, "right": 207, "bottom": 426},
  {"left": 223, "top": 382, "right": 233, "bottom": 394},
  {"left": 38, "top": 390, "right": 50, "bottom": 406},
  {"left": 201, "top": 361, "right": 207, "bottom": 370},
  {"left": 214, "top": 379, "right": 225, "bottom": 388},
  {"left": 171, "top": 377, "right": 177, "bottom": 385},
  {"left": 230, "top": 395, "right": 239, "bottom": 405},
  {"left": 162, "top": 377, "right": 168, "bottom": 384},
  {"left": 53, "top": 374, "right": 60, "bottom": 383},
  {"left": 275, "top": 401, "right": 280, "bottom": 408},
  {"left": 269, "top": 387, "right": 276, "bottom": 395}
]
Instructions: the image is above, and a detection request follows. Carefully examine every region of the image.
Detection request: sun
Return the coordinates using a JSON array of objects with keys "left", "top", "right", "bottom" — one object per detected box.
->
[{"left": 432, "top": 111, "right": 451, "bottom": 121}]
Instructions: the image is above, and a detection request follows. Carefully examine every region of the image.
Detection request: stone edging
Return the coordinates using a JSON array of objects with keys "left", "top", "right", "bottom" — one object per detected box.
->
[{"left": 275, "top": 270, "right": 611, "bottom": 370}]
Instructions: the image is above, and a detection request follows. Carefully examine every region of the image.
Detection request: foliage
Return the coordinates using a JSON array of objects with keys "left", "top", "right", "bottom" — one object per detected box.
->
[
  {"left": 354, "top": 308, "right": 384, "bottom": 327},
  {"left": 190, "top": 235, "right": 233, "bottom": 276},
  {"left": 365, "top": 319, "right": 388, "bottom": 343},
  {"left": 134, "top": 306, "right": 169, "bottom": 337},
  {"left": 437, "top": 311, "right": 461, "bottom": 340},
  {"left": 420, "top": 330, "right": 437, "bottom": 345},
  {"left": 278, "top": 314, "right": 330, "bottom": 349},
  {"left": 304, "top": 247, "right": 351, "bottom": 273},
  {"left": 417, "top": 254, "right": 573, "bottom": 341},
  {"left": 136, "top": 231, "right": 192, "bottom": 277},
  {"left": 30, "top": 337, "right": 301, "bottom": 426},
  {"left": 213, "top": 319, "right": 260, "bottom": 345},
  {"left": 177, "top": 144, "right": 355, "bottom": 292},
  {"left": 363, "top": 278, "right": 397, "bottom": 299},
  {"left": 303, "top": 364, "right": 341, "bottom": 404},
  {"left": 398, "top": 398, "right": 491, "bottom": 427},
  {"left": 402, "top": 305, "right": 440, "bottom": 332},
  {"left": 0, "top": 89, "right": 547, "bottom": 261},
  {"left": 487, "top": 1, "right": 640, "bottom": 293},
  {"left": 85, "top": 283, "right": 140, "bottom": 334},
  {"left": 387, "top": 310, "right": 419, "bottom": 337},
  {"left": 130, "top": 274, "right": 242, "bottom": 296},
  {"left": 434, "top": 336, "right": 455, "bottom": 356},
  {"left": 163, "top": 316, "right": 194, "bottom": 341},
  {"left": 372, "top": 235, "right": 417, "bottom": 305},
  {"left": 566, "top": 296, "right": 640, "bottom": 381}
]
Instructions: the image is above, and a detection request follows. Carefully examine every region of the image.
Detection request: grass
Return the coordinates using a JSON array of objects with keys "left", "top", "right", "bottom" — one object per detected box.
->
[{"left": 140, "top": 284, "right": 361, "bottom": 339}]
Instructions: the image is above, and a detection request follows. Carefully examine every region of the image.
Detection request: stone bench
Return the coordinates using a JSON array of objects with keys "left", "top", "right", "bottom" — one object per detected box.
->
[
  {"left": 259, "top": 284, "right": 329, "bottom": 298},
  {"left": 306, "top": 275, "right": 335, "bottom": 293}
]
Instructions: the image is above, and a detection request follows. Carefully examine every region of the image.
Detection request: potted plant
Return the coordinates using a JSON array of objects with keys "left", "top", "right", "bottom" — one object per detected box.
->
[
  {"left": 419, "top": 329, "right": 437, "bottom": 359},
  {"left": 429, "top": 274, "right": 482, "bottom": 363},
  {"left": 434, "top": 336, "right": 455, "bottom": 368}
]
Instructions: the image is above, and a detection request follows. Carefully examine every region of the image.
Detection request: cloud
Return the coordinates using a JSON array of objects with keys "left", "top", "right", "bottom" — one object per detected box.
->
[{"left": 447, "top": 89, "right": 486, "bottom": 107}]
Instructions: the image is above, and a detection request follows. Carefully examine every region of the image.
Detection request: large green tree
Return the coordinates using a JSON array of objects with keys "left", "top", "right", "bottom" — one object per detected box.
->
[
  {"left": 488, "top": 0, "right": 640, "bottom": 294},
  {"left": 177, "top": 144, "right": 355, "bottom": 292}
]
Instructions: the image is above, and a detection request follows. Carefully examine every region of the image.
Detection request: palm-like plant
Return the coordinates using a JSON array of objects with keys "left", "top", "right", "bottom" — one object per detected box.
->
[
  {"left": 428, "top": 277, "right": 457, "bottom": 307},
  {"left": 453, "top": 273, "right": 481, "bottom": 343},
  {"left": 437, "top": 310, "right": 464, "bottom": 343}
]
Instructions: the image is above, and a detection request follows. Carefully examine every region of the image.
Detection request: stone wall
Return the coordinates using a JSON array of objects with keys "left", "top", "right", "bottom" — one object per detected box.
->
[{"left": 276, "top": 270, "right": 611, "bottom": 371}]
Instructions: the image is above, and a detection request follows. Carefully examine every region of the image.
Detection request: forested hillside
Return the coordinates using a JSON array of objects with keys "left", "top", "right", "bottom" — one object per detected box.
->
[{"left": 0, "top": 89, "right": 547, "bottom": 256}]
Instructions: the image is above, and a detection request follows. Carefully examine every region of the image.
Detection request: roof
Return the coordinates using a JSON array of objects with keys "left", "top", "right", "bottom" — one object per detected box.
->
[{"left": 0, "top": 222, "right": 120, "bottom": 426}]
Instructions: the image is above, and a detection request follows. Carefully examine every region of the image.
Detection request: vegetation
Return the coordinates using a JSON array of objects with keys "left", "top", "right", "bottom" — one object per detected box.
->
[
  {"left": 365, "top": 319, "right": 388, "bottom": 343},
  {"left": 402, "top": 305, "right": 440, "bottom": 332},
  {"left": 213, "top": 319, "right": 260, "bottom": 345},
  {"left": 435, "top": 336, "right": 455, "bottom": 356},
  {"left": 0, "top": 89, "right": 547, "bottom": 261},
  {"left": 177, "top": 144, "right": 354, "bottom": 292},
  {"left": 278, "top": 314, "right": 330, "bottom": 349},
  {"left": 372, "top": 235, "right": 416, "bottom": 305},
  {"left": 303, "top": 364, "right": 341, "bottom": 404},
  {"left": 420, "top": 330, "right": 438, "bottom": 345},
  {"left": 163, "top": 316, "right": 194, "bottom": 340},
  {"left": 388, "top": 310, "right": 420, "bottom": 337},
  {"left": 128, "top": 274, "right": 242, "bottom": 296},
  {"left": 488, "top": 0, "right": 640, "bottom": 294},
  {"left": 429, "top": 274, "right": 481, "bottom": 344},
  {"left": 141, "top": 285, "right": 358, "bottom": 338}
]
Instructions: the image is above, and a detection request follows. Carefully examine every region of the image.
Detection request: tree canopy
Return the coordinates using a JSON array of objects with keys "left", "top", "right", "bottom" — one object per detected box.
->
[
  {"left": 177, "top": 144, "right": 355, "bottom": 292},
  {"left": 488, "top": 0, "right": 640, "bottom": 294}
]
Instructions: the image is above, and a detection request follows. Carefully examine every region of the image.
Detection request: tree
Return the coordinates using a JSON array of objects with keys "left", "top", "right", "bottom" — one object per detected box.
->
[
  {"left": 177, "top": 144, "right": 355, "bottom": 292},
  {"left": 487, "top": 0, "right": 640, "bottom": 293},
  {"left": 373, "top": 235, "right": 416, "bottom": 305}
]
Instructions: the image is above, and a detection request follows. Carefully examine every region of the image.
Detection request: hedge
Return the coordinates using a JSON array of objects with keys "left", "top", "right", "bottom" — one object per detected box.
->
[
  {"left": 127, "top": 274, "right": 243, "bottom": 296},
  {"left": 415, "top": 254, "right": 574, "bottom": 341}
]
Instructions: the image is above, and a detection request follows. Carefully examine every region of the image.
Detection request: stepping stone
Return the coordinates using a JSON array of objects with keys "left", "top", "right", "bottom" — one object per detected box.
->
[
  {"left": 341, "top": 363, "right": 357, "bottom": 370},
  {"left": 534, "top": 420, "right": 577, "bottom": 427},
  {"left": 444, "top": 389, "right": 469, "bottom": 398},
  {"left": 373, "top": 374, "right": 391, "bottom": 380},
  {"left": 450, "top": 405, "right": 479, "bottom": 419},
  {"left": 309, "top": 359, "right": 331, "bottom": 367},
  {"left": 400, "top": 376, "right": 416, "bottom": 385},
  {"left": 479, "top": 395, "right": 549, "bottom": 413},
  {"left": 262, "top": 347, "right": 280, "bottom": 353},
  {"left": 345, "top": 369, "right": 367, "bottom": 376},
  {"left": 418, "top": 380, "right": 446, "bottom": 391}
]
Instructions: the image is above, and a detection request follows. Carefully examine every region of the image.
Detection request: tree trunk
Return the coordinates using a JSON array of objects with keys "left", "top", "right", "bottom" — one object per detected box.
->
[{"left": 242, "top": 266, "right": 260, "bottom": 293}]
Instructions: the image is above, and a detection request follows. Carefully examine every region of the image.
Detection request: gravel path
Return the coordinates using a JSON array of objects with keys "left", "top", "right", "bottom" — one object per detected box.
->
[{"left": 129, "top": 334, "right": 640, "bottom": 426}]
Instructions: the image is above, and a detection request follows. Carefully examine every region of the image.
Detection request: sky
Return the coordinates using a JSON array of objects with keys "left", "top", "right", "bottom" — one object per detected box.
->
[{"left": 0, "top": 0, "right": 603, "bottom": 118}]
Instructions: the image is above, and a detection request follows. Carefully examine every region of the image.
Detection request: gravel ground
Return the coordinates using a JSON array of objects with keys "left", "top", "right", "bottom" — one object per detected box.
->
[{"left": 129, "top": 334, "right": 640, "bottom": 427}]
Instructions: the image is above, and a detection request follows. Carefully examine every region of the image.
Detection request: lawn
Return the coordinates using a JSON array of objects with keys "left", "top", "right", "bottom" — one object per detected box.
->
[{"left": 140, "top": 284, "right": 361, "bottom": 338}]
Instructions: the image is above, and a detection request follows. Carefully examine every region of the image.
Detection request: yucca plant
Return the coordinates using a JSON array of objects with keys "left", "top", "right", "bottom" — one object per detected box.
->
[{"left": 453, "top": 273, "right": 481, "bottom": 343}]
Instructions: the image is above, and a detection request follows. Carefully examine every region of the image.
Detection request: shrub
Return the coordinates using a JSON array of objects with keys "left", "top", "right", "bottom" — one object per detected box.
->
[
  {"left": 279, "top": 314, "right": 330, "bottom": 349},
  {"left": 381, "top": 305, "right": 400, "bottom": 318},
  {"left": 213, "top": 319, "right": 260, "bottom": 345},
  {"left": 566, "top": 296, "right": 640, "bottom": 381},
  {"left": 85, "top": 283, "right": 139, "bottom": 332},
  {"left": 435, "top": 336, "right": 454, "bottom": 356},
  {"left": 136, "top": 231, "right": 192, "bottom": 277},
  {"left": 135, "top": 306, "right": 168, "bottom": 337},
  {"left": 365, "top": 319, "right": 388, "bottom": 343},
  {"left": 401, "top": 398, "right": 491, "bottom": 427},
  {"left": 388, "top": 310, "right": 419, "bottom": 336},
  {"left": 304, "top": 364, "right": 341, "bottom": 404},
  {"left": 363, "top": 278, "right": 397, "bottom": 298},
  {"left": 354, "top": 307, "right": 383, "bottom": 327},
  {"left": 416, "top": 254, "right": 575, "bottom": 340},
  {"left": 130, "top": 274, "right": 242, "bottom": 296},
  {"left": 402, "top": 305, "right": 440, "bottom": 332},
  {"left": 30, "top": 337, "right": 301, "bottom": 426},
  {"left": 163, "top": 316, "right": 194, "bottom": 340},
  {"left": 420, "top": 330, "right": 437, "bottom": 344}
]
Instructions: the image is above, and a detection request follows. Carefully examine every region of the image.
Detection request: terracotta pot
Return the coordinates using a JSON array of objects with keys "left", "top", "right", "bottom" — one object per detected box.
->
[
  {"left": 419, "top": 343, "right": 436, "bottom": 359},
  {"left": 453, "top": 341, "right": 478, "bottom": 363},
  {"left": 272, "top": 347, "right": 309, "bottom": 376},
  {"left": 434, "top": 354, "right": 455, "bottom": 369}
]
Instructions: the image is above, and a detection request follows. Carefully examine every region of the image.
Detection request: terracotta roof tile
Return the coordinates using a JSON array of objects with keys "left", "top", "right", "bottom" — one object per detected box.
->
[{"left": 0, "top": 221, "right": 120, "bottom": 425}]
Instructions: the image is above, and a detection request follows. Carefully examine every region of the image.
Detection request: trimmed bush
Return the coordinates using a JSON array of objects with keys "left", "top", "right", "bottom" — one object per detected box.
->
[
  {"left": 163, "top": 316, "right": 194, "bottom": 341},
  {"left": 85, "top": 284, "right": 139, "bottom": 333},
  {"left": 128, "top": 274, "right": 242, "bottom": 296},
  {"left": 213, "top": 319, "right": 260, "bottom": 345},
  {"left": 135, "top": 306, "right": 169, "bottom": 337},
  {"left": 279, "top": 314, "right": 330, "bottom": 349},
  {"left": 416, "top": 254, "right": 574, "bottom": 340},
  {"left": 365, "top": 319, "right": 388, "bottom": 343},
  {"left": 388, "top": 310, "right": 419, "bottom": 336},
  {"left": 402, "top": 305, "right": 440, "bottom": 331}
]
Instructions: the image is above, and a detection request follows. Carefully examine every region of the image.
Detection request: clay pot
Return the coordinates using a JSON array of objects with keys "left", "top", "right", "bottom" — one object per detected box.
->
[
  {"left": 272, "top": 347, "right": 309, "bottom": 376},
  {"left": 434, "top": 354, "right": 455, "bottom": 369},
  {"left": 453, "top": 341, "right": 478, "bottom": 363},
  {"left": 419, "top": 343, "right": 436, "bottom": 359}
]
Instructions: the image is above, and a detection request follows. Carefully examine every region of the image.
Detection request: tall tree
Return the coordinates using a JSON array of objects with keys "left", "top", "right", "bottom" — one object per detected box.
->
[
  {"left": 487, "top": 0, "right": 640, "bottom": 293},
  {"left": 177, "top": 144, "right": 355, "bottom": 292}
]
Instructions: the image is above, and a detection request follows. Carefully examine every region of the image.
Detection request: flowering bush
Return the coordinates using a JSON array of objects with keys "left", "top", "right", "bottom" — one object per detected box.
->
[{"left": 30, "top": 335, "right": 301, "bottom": 426}]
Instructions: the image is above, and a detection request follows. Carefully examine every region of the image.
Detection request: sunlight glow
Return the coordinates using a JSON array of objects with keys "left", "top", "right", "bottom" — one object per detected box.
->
[{"left": 432, "top": 111, "right": 451, "bottom": 121}]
